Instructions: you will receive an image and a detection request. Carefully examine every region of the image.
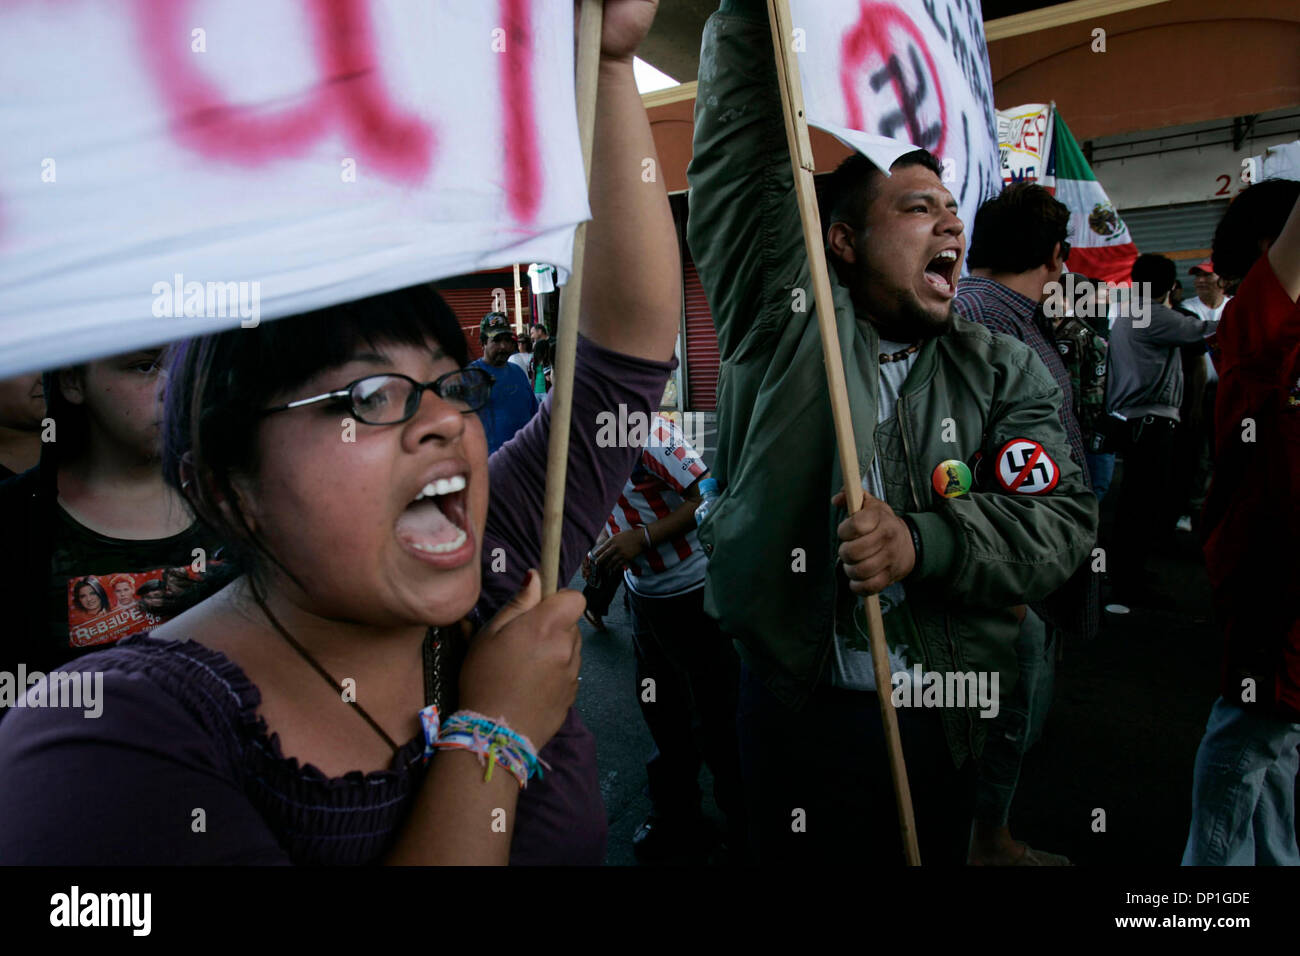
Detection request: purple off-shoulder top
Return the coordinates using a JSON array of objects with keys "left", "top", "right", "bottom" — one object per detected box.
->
[{"left": 0, "top": 335, "right": 674, "bottom": 865}]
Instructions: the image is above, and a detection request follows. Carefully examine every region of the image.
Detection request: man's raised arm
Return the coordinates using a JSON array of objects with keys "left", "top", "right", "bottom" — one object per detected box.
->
[{"left": 686, "top": 0, "right": 808, "bottom": 360}]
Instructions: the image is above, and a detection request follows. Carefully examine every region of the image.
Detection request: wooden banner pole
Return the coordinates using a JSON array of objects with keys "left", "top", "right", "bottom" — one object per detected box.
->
[
  {"left": 540, "top": 0, "right": 603, "bottom": 596},
  {"left": 766, "top": 0, "right": 922, "bottom": 866}
]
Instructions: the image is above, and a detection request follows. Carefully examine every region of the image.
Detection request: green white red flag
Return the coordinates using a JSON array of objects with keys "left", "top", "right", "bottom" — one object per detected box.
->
[{"left": 1048, "top": 112, "right": 1139, "bottom": 284}]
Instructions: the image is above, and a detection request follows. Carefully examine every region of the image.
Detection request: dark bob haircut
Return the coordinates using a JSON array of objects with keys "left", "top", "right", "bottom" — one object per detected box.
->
[
  {"left": 1212, "top": 178, "right": 1300, "bottom": 283},
  {"left": 966, "top": 182, "right": 1071, "bottom": 274},
  {"left": 161, "top": 283, "right": 467, "bottom": 586}
]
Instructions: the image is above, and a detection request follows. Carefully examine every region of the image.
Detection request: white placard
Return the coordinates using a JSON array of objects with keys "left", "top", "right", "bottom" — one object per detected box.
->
[
  {"left": 0, "top": 0, "right": 588, "bottom": 377},
  {"left": 997, "top": 103, "right": 1055, "bottom": 189}
]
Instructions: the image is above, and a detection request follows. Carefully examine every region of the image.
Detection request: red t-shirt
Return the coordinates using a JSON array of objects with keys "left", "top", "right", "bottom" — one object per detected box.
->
[{"left": 1203, "top": 253, "right": 1300, "bottom": 717}]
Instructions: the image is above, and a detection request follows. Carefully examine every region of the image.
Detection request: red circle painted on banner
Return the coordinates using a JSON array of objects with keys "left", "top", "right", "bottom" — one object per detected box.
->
[{"left": 839, "top": 2, "right": 948, "bottom": 159}]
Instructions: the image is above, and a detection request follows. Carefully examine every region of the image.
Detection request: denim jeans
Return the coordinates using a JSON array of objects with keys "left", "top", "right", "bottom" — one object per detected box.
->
[
  {"left": 1086, "top": 452, "right": 1116, "bottom": 503},
  {"left": 972, "top": 608, "right": 1055, "bottom": 827},
  {"left": 1182, "top": 697, "right": 1300, "bottom": 865}
]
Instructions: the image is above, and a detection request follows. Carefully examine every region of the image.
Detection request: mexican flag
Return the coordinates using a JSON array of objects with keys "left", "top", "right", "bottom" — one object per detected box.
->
[{"left": 1050, "top": 112, "right": 1139, "bottom": 284}]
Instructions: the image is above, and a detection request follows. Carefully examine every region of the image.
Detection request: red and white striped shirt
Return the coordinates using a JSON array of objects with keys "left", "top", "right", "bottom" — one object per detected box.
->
[{"left": 605, "top": 415, "right": 709, "bottom": 596}]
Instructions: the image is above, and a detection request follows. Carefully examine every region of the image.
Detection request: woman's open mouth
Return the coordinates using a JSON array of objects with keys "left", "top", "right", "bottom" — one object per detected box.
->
[
  {"left": 395, "top": 474, "right": 475, "bottom": 566},
  {"left": 923, "top": 248, "right": 959, "bottom": 296}
]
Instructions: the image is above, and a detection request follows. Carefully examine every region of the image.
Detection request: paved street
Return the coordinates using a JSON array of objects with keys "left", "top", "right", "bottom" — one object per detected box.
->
[
  {"left": 571, "top": 571, "right": 662, "bottom": 867},
  {"left": 573, "top": 412, "right": 720, "bottom": 866},
  {"left": 573, "top": 570, "right": 725, "bottom": 867}
]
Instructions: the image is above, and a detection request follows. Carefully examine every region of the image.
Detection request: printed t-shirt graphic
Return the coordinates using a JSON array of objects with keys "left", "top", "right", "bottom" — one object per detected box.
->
[
  {"left": 48, "top": 506, "right": 220, "bottom": 658},
  {"left": 65, "top": 567, "right": 204, "bottom": 648}
]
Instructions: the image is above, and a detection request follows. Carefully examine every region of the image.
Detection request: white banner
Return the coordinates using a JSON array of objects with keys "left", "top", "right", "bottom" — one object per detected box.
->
[
  {"left": 0, "top": 0, "right": 588, "bottom": 378},
  {"left": 1257, "top": 140, "right": 1300, "bottom": 182},
  {"left": 997, "top": 103, "right": 1055, "bottom": 189},
  {"left": 788, "top": 0, "right": 1002, "bottom": 238}
]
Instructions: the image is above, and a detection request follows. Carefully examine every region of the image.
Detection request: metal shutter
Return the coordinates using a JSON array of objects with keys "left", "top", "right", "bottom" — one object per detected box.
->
[
  {"left": 1120, "top": 199, "right": 1230, "bottom": 257},
  {"left": 433, "top": 269, "right": 521, "bottom": 362},
  {"left": 434, "top": 288, "right": 493, "bottom": 361},
  {"left": 683, "top": 256, "right": 719, "bottom": 412}
]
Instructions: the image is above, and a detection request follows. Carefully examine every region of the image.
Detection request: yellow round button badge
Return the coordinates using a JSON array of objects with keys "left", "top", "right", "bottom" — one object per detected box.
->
[{"left": 932, "top": 459, "right": 972, "bottom": 498}]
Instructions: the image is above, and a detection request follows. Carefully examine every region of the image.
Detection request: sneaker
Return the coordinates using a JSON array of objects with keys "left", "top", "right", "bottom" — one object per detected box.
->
[{"left": 1175, "top": 515, "right": 1193, "bottom": 532}]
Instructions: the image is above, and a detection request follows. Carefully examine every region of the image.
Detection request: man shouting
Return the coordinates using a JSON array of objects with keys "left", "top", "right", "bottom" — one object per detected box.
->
[{"left": 686, "top": 0, "right": 1098, "bottom": 865}]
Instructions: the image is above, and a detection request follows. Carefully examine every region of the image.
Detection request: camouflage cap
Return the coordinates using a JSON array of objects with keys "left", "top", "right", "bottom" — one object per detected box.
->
[{"left": 480, "top": 312, "right": 514, "bottom": 337}]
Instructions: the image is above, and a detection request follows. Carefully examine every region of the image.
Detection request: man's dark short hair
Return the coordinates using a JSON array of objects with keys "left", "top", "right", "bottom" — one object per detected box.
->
[
  {"left": 1131, "top": 253, "right": 1177, "bottom": 300},
  {"left": 824, "top": 149, "right": 944, "bottom": 230},
  {"left": 965, "top": 183, "right": 1070, "bottom": 274},
  {"left": 1212, "top": 178, "right": 1300, "bottom": 282}
]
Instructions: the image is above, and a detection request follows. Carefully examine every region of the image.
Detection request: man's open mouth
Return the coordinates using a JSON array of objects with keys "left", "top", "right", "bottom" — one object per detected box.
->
[
  {"left": 395, "top": 474, "right": 470, "bottom": 555},
  {"left": 923, "top": 248, "right": 959, "bottom": 294}
]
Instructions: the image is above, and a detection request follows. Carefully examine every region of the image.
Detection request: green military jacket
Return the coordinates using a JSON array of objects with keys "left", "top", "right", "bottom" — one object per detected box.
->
[{"left": 686, "top": 5, "right": 1099, "bottom": 766}]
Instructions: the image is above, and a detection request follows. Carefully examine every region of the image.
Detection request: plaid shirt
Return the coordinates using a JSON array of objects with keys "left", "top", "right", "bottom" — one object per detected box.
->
[
  {"left": 953, "top": 275, "right": 1099, "bottom": 642},
  {"left": 952, "top": 275, "right": 1089, "bottom": 476}
]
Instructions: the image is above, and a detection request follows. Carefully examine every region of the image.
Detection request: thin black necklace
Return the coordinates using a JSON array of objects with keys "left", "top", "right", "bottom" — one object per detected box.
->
[{"left": 250, "top": 588, "right": 442, "bottom": 757}]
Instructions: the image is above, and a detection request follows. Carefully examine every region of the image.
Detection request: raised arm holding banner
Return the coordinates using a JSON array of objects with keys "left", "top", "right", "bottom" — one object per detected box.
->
[
  {"left": 766, "top": 0, "right": 921, "bottom": 866},
  {"left": 766, "top": 0, "right": 1004, "bottom": 865},
  {"left": 688, "top": 0, "right": 1094, "bottom": 867}
]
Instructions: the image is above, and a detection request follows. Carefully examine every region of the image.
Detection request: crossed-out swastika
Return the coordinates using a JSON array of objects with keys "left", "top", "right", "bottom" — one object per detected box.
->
[{"left": 996, "top": 439, "right": 1059, "bottom": 495}]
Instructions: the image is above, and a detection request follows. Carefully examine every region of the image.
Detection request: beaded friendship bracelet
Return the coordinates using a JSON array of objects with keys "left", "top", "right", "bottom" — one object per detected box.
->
[{"left": 418, "top": 706, "right": 550, "bottom": 789}]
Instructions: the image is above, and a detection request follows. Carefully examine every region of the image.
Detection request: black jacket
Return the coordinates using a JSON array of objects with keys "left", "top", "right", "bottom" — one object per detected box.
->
[{"left": 0, "top": 443, "right": 62, "bottom": 682}]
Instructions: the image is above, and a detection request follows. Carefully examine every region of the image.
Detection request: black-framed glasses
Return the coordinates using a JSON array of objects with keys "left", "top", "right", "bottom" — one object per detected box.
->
[
  {"left": 1060, "top": 239, "right": 1071, "bottom": 262},
  {"left": 262, "top": 368, "right": 493, "bottom": 424}
]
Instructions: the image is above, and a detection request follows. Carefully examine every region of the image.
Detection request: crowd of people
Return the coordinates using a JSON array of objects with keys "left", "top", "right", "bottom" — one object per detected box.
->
[
  {"left": 611, "top": 0, "right": 1298, "bottom": 867},
  {"left": 0, "top": 0, "right": 1296, "bottom": 869}
]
